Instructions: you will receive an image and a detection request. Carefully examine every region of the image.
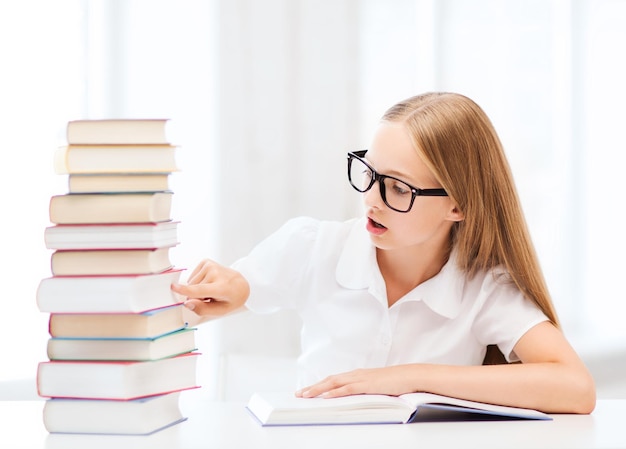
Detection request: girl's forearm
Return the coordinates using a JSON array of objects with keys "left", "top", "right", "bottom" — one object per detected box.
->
[
  {"left": 298, "top": 359, "right": 595, "bottom": 414},
  {"left": 408, "top": 361, "right": 596, "bottom": 414}
]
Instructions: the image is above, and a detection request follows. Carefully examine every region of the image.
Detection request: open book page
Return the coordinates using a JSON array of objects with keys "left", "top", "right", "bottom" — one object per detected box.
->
[
  {"left": 400, "top": 392, "right": 552, "bottom": 421},
  {"left": 247, "top": 392, "right": 414, "bottom": 425}
]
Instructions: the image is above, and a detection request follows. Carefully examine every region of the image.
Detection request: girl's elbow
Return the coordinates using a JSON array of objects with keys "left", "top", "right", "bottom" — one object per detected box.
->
[{"left": 571, "top": 371, "right": 597, "bottom": 414}]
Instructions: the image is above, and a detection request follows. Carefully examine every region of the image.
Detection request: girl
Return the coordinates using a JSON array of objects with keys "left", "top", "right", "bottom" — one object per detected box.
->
[{"left": 172, "top": 92, "right": 596, "bottom": 414}]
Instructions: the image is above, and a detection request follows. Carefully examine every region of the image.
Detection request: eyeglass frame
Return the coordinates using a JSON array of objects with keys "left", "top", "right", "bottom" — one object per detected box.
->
[{"left": 347, "top": 150, "right": 448, "bottom": 213}]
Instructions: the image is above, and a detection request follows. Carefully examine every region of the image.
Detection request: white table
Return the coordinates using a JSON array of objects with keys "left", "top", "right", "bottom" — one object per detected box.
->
[{"left": 1, "top": 395, "right": 625, "bottom": 449}]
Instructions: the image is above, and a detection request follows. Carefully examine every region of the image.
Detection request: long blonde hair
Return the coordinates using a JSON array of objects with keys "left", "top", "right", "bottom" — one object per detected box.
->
[{"left": 382, "top": 92, "right": 559, "bottom": 332}]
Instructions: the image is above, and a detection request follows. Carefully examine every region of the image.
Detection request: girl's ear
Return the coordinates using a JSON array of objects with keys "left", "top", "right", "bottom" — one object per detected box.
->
[{"left": 447, "top": 205, "right": 465, "bottom": 222}]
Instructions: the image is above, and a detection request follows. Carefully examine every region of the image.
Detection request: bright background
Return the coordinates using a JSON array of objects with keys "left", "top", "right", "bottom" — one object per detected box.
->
[{"left": 1, "top": 0, "right": 625, "bottom": 399}]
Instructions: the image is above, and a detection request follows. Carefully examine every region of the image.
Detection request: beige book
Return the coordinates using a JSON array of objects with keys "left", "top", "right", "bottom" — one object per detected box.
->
[
  {"left": 51, "top": 247, "right": 173, "bottom": 276},
  {"left": 49, "top": 192, "right": 173, "bottom": 224},
  {"left": 68, "top": 173, "right": 170, "bottom": 193}
]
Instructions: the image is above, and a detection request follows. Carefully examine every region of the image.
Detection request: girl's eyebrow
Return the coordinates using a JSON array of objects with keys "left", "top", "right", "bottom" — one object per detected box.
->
[
  {"left": 364, "top": 157, "right": 418, "bottom": 183},
  {"left": 365, "top": 156, "right": 443, "bottom": 189}
]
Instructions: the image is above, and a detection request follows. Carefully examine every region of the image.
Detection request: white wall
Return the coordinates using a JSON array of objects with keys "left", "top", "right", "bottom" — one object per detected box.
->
[
  {"left": 0, "top": 0, "right": 85, "bottom": 382},
  {"left": 1, "top": 0, "right": 625, "bottom": 399}
]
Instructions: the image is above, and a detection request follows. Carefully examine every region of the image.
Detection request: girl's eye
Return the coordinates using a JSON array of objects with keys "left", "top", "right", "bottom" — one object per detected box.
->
[{"left": 390, "top": 181, "right": 410, "bottom": 195}]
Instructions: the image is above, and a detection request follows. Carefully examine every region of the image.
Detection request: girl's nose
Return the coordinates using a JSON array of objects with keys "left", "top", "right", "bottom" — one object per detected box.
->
[{"left": 362, "top": 180, "right": 384, "bottom": 210}]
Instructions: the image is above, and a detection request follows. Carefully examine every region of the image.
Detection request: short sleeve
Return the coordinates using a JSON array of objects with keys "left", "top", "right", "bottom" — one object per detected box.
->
[
  {"left": 472, "top": 273, "right": 549, "bottom": 363},
  {"left": 231, "top": 216, "right": 320, "bottom": 314}
]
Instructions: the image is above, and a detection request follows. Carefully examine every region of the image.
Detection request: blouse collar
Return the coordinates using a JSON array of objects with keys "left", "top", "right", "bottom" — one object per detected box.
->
[{"left": 335, "top": 217, "right": 464, "bottom": 319}]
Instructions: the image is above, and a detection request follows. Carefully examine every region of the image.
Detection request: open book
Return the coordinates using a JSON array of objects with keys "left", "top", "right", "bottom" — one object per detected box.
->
[{"left": 246, "top": 392, "right": 552, "bottom": 426}]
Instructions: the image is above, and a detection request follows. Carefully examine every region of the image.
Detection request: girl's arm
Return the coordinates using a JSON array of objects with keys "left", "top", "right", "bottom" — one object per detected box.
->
[{"left": 296, "top": 321, "right": 596, "bottom": 414}]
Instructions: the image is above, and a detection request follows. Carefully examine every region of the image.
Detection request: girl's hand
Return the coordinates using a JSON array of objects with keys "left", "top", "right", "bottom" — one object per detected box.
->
[
  {"left": 171, "top": 259, "right": 250, "bottom": 318},
  {"left": 295, "top": 366, "right": 416, "bottom": 399}
]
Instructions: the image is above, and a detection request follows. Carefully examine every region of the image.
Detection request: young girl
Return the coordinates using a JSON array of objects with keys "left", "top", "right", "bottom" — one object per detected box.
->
[{"left": 172, "top": 92, "right": 596, "bottom": 414}]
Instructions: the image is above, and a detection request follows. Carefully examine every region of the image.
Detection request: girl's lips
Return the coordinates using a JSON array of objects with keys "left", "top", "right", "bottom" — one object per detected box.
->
[{"left": 366, "top": 217, "right": 387, "bottom": 235}]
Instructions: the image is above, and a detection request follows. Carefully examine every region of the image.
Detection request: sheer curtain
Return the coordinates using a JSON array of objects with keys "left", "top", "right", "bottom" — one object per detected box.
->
[{"left": 1, "top": 0, "right": 625, "bottom": 396}]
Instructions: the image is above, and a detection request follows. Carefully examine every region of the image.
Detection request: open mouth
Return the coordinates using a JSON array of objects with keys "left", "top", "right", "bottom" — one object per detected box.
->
[{"left": 368, "top": 217, "right": 386, "bottom": 229}]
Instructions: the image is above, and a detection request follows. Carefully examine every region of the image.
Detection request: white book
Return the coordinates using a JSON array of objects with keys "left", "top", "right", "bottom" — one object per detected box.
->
[
  {"left": 246, "top": 391, "right": 552, "bottom": 426},
  {"left": 43, "top": 392, "right": 186, "bottom": 435},
  {"left": 36, "top": 269, "right": 183, "bottom": 313},
  {"left": 37, "top": 353, "right": 199, "bottom": 400},
  {"left": 44, "top": 221, "right": 179, "bottom": 250}
]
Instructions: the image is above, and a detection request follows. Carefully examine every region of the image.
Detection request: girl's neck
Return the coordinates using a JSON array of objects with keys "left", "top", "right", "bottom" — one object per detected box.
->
[{"left": 376, "top": 243, "right": 451, "bottom": 307}]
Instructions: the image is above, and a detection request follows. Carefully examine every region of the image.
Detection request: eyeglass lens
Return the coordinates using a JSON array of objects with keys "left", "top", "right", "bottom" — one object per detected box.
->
[{"left": 348, "top": 156, "right": 414, "bottom": 212}]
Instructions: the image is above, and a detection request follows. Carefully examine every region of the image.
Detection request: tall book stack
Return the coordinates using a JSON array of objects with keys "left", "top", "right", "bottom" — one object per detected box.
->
[{"left": 36, "top": 119, "right": 199, "bottom": 436}]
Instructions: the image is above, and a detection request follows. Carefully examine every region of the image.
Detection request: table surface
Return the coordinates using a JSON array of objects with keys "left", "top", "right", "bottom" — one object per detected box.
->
[{"left": 1, "top": 395, "right": 625, "bottom": 449}]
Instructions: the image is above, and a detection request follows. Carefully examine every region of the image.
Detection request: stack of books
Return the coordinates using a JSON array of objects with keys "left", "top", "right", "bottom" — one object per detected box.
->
[{"left": 36, "top": 119, "right": 199, "bottom": 435}]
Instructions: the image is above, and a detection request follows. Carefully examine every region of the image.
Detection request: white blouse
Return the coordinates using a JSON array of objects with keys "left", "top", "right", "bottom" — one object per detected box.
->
[{"left": 232, "top": 216, "right": 548, "bottom": 388}]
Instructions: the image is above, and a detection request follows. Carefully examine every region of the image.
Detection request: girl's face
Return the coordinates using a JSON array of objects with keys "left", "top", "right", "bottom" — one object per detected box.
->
[{"left": 362, "top": 122, "right": 463, "bottom": 255}]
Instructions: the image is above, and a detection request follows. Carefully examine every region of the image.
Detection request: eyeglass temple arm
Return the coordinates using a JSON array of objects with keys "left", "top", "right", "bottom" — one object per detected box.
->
[{"left": 416, "top": 188, "right": 448, "bottom": 196}]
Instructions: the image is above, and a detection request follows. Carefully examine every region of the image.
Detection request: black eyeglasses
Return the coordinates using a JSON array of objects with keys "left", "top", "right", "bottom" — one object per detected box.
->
[{"left": 347, "top": 150, "right": 448, "bottom": 213}]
